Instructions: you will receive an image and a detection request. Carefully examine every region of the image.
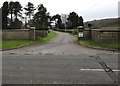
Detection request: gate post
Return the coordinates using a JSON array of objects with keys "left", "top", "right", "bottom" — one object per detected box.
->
[{"left": 77, "top": 26, "right": 84, "bottom": 40}]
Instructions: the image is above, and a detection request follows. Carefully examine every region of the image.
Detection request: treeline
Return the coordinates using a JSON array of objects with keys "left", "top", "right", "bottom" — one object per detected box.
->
[
  {"left": 51, "top": 12, "right": 84, "bottom": 29},
  {"left": 1, "top": 1, "right": 84, "bottom": 30},
  {"left": 85, "top": 18, "right": 119, "bottom": 29},
  {"left": 2, "top": 1, "right": 50, "bottom": 29},
  {"left": 2, "top": 1, "right": 23, "bottom": 29}
]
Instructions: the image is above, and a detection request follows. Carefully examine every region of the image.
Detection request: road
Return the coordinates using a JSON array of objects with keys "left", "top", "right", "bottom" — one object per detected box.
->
[{"left": 2, "top": 31, "right": 119, "bottom": 84}]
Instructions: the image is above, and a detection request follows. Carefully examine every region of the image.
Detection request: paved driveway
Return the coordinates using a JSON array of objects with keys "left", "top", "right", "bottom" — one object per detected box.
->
[{"left": 2, "top": 31, "right": 119, "bottom": 84}]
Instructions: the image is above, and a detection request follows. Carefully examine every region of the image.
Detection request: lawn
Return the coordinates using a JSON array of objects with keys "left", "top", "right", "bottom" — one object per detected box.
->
[{"left": 1, "top": 31, "right": 57, "bottom": 49}]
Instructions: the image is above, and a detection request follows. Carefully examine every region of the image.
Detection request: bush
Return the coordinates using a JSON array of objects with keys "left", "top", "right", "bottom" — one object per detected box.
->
[{"left": 12, "top": 19, "right": 23, "bottom": 29}]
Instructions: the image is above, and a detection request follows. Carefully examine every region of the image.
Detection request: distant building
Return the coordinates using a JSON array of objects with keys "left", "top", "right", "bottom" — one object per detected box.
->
[{"left": 61, "top": 14, "right": 68, "bottom": 24}]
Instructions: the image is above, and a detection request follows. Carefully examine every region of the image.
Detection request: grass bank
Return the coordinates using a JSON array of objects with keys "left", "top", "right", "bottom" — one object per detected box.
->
[
  {"left": 81, "top": 40, "right": 120, "bottom": 49},
  {"left": 1, "top": 31, "right": 57, "bottom": 49},
  {"left": 69, "top": 33, "right": 120, "bottom": 49}
]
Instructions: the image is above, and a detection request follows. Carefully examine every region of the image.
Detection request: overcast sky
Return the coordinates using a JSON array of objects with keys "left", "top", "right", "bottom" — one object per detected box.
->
[{"left": 0, "top": 0, "right": 119, "bottom": 21}]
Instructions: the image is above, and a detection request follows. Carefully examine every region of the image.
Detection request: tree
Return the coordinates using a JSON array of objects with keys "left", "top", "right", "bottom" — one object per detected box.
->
[
  {"left": 24, "top": 2, "right": 35, "bottom": 27},
  {"left": 67, "top": 12, "right": 84, "bottom": 29},
  {"left": 66, "top": 21, "right": 72, "bottom": 29},
  {"left": 78, "top": 16, "right": 84, "bottom": 26},
  {"left": 9, "top": 1, "right": 23, "bottom": 29},
  {"left": 9, "top": 1, "right": 14, "bottom": 28},
  {"left": 12, "top": 18, "right": 23, "bottom": 29},
  {"left": 67, "top": 12, "right": 79, "bottom": 28},
  {"left": 24, "top": 2, "right": 35, "bottom": 20},
  {"left": 13, "top": 1, "right": 22, "bottom": 19},
  {"left": 51, "top": 14, "right": 62, "bottom": 29},
  {"left": 2, "top": 1, "right": 23, "bottom": 29},
  {"left": 33, "top": 4, "right": 50, "bottom": 30},
  {"left": 2, "top": 1, "right": 9, "bottom": 29}
]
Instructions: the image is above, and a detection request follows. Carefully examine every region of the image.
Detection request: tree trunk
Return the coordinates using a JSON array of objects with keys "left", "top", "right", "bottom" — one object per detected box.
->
[
  {"left": 11, "top": 11, "right": 13, "bottom": 28},
  {"left": 15, "top": 13, "right": 18, "bottom": 19}
]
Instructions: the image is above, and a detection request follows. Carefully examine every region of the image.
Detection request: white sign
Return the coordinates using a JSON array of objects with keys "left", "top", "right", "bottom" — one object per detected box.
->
[{"left": 78, "top": 32, "right": 83, "bottom": 37}]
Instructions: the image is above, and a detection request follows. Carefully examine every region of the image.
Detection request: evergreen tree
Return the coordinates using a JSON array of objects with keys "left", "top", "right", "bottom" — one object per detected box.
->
[
  {"left": 2, "top": 1, "right": 9, "bottom": 29},
  {"left": 51, "top": 14, "right": 62, "bottom": 29},
  {"left": 67, "top": 12, "right": 84, "bottom": 29},
  {"left": 78, "top": 16, "right": 84, "bottom": 26},
  {"left": 13, "top": 1, "right": 22, "bottom": 19},
  {"left": 9, "top": 1, "right": 14, "bottom": 28},
  {"left": 33, "top": 4, "right": 50, "bottom": 30},
  {"left": 67, "top": 12, "right": 79, "bottom": 28},
  {"left": 24, "top": 2, "right": 35, "bottom": 20}
]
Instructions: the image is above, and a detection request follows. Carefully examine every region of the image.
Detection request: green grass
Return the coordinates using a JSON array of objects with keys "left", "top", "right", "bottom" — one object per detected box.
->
[
  {"left": 0, "top": 40, "right": 2, "bottom": 49},
  {"left": 1, "top": 31, "right": 57, "bottom": 49},
  {"left": 81, "top": 40, "right": 120, "bottom": 49},
  {"left": 69, "top": 33, "right": 78, "bottom": 39},
  {"left": 69, "top": 33, "right": 120, "bottom": 49},
  {"left": 36, "top": 31, "right": 57, "bottom": 42},
  {"left": 2, "top": 40, "right": 33, "bottom": 49}
]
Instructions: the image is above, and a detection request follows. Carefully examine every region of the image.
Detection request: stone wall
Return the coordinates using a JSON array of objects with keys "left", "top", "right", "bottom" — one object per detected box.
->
[
  {"left": 83, "top": 29, "right": 91, "bottom": 40},
  {"left": 83, "top": 29, "right": 120, "bottom": 44},
  {"left": 2, "top": 29, "right": 35, "bottom": 40}
]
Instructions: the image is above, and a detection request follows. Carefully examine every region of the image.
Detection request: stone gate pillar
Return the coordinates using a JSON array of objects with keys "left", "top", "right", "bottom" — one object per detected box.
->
[{"left": 29, "top": 27, "right": 36, "bottom": 40}]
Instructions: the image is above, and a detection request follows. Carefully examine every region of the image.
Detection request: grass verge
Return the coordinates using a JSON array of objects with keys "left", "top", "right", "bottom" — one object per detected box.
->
[
  {"left": 69, "top": 33, "right": 78, "bottom": 39},
  {"left": 2, "top": 40, "right": 33, "bottom": 49},
  {"left": 1, "top": 31, "right": 57, "bottom": 49},
  {"left": 69, "top": 33, "right": 120, "bottom": 49},
  {"left": 81, "top": 40, "right": 120, "bottom": 49},
  {"left": 36, "top": 31, "right": 57, "bottom": 42}
]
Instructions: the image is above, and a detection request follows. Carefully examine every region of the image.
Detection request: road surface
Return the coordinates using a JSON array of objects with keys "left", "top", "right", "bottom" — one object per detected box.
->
[{"left": 2, "top": 31, "right": 119, "bottom": 84}]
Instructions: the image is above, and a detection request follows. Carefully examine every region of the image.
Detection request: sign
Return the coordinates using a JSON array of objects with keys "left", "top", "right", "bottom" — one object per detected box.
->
[{"left": 78, "top": 32, "right": 83, "bottom": 37}]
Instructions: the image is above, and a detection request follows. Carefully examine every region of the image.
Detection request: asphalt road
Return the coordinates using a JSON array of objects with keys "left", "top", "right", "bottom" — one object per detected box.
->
[{"left": 2, "top": 31, "right": 119, "bottom": 84}]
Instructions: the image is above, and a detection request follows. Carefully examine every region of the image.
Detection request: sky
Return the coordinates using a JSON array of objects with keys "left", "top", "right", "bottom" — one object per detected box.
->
[{"left": 0, "top": 0, "right": 119, "bottom": 21}]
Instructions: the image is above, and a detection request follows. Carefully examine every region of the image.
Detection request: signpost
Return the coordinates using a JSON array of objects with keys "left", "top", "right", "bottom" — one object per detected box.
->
[
  {"left": 77, "top": 26, "right": 84, "bottom": 40},
  {"left": 78, "top": 32, "right": 83, "bottom": 37}
]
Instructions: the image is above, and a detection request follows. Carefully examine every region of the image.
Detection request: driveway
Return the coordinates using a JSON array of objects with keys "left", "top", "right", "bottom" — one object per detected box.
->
[
  {"left": 2, "top": 31, "right": 112, "bottom": 56},
  {"left": 2, "top": 31, "right": 119, "bottom": 84}
]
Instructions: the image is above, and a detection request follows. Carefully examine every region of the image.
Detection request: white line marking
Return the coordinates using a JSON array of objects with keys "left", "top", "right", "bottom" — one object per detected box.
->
[{"left": 80, "top": 69, "right": 120, "bottom": 72}]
